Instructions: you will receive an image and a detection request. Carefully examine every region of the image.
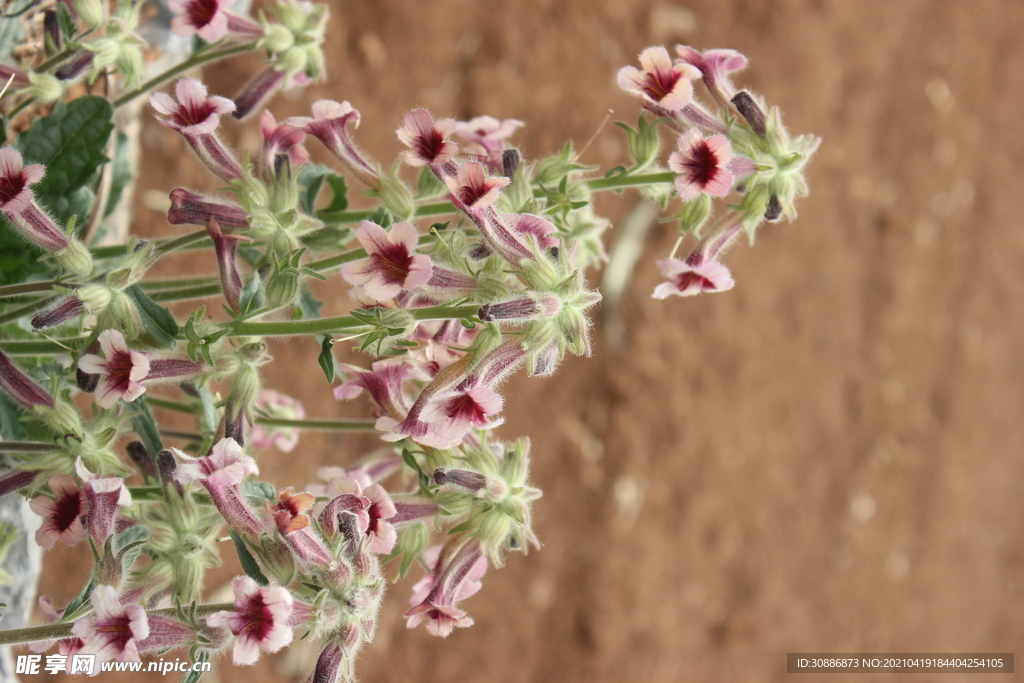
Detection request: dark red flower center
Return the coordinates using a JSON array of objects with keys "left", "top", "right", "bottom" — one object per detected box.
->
[
  {"left": 370, "top": 244, "right": 413, "bottom": 286},
  {"left": 0, "top": 173, "right": 26, "bottom": 205},
  {"left": 187, "top": 0, "right": 219, "bottom": 28},
  {"left": 52, "top": 490, "right": 84, "bottom": 532},
  {"left": 105, "top": 350, "right": 137, "bottom": 392},
  {"left": 683, "top": 142, "right": 719, "bottom": 188},
  {"left": 643, "top": 69, "right": 680, "bottom": 102}
]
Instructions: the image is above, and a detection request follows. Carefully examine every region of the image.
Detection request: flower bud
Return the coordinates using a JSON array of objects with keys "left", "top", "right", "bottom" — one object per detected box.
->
[
  {"left": 72, "top": 0, "right": 105, "bottom": 27},
  {"left": 260, "top": 23, "right": 295, "bottom": 53},
  {"left": 377, "top": 173, "right": 414, "bottom": 221},
  {"left": 264, "top": 265, "right": 300, "bottom": 309},
  {"left": 25, "top": 71, "right": 63, "bottom": 103},
  {"left": 625, "top": 116, "right": 660, "bottom": 170},
  {"left": 677, "top": 193, "right": 712, "bottom": 235},
  {"left": 54, "top": 237, "right": 93, "bottom": 275}
]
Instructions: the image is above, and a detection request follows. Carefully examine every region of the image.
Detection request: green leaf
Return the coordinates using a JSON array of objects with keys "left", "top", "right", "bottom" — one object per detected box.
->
[
  {"left": 103, "top": 131, "right": 133, "bottom": 218},
  {"left": 323, "top": 174, "right": 348, "bottom": 212},
  {"left": 19, "top": 96, "right": 114, "bottom": 224},
  {"left": 181, "top": 650, "right": 210, "bottom": 683},
  {"left": 0, "top": 394, "right": 25, "bottom": 441},
  {"left": 242, "top": 480, "right": 277, "bottom": 505},
  {"left": 126, "top": 285, "right": 179, "bottom": 348},
  {"left": 114, "top": 524, "right": 150, "bottom": 571},
  {"left": 229, "top": 530, "right": 269, "bottom": 587},
  {"left": 402, "top": 448, "right": 430, "bottom": 489},
  {"left": 127, "top": 395, "right": 163, "bottom": 458},
  {"left": 238, "top": 275, "right": 263, "bottom": 316},
  {"left": 295, "top": 286, "right": 323, "bottom": 320},
  {"left": 62, "top": 576, "right": 96, "bottom": 621},
  {"left": 56, "top": 2, "right": 75, "bottom": 42},
  {"left": 297, "top": 163, "right": 329, "bottom": 215},
  {"left": 0, "top": 219, "right": 48, "bottom": 285},
  {"left": 317, "top": 335, "right": 335, "bottom": 383}
]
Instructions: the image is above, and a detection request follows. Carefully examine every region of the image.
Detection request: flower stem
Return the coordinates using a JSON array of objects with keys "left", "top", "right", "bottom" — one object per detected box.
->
[
  {"left": 0, "top": 280, "right": 65, "bottom": 298},
  {"left": 256, "top": 417, "right": 377, "bottom": 431},
  {"left": 0, "top": 441, "right": 54, "bottom": 453},
  {"left": 141, "top": 276, "right": 220, "bottom": 291},
  {"left": 585, "top": 171, "right": 675, "bottom": 192},
  {"left": 92, "top": 229, "right": 211, "bottom": 259},
  {"left": 0, "top": 337, "right": 82, "bottom": 355},
  {"left": 148, "top": 283, "right": 222, "bottom": 303},
  {"left": 225, "top": 304, "right": 480, "bottom": 336},
  {"left": 112, "top": 44, "right": 257, "bottom": 109}
]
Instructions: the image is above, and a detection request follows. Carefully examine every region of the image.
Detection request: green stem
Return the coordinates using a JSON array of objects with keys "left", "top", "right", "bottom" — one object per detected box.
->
[
  {"left": 256, "top": 417, "right": 377, "bottom": 431},
  {"left": 0, "top": 603, "right": 235, "bottom": 645},
  {"left": 0, "top": 298, "right": 53, "bottom": 326},
  {"left": 92, "top": 229, "right": 210, "bottom": 259},
  {"left": 0, "top": 337, "right": 82, "bottom": 355},
  {"left": 225, "top": 304, "right": 480, "bottom": 337},
  {"left": 149, "top": 283, "right": 222, "bottom": 302},
  {"left": 316, "top": 200, "right": 456, "bottom": 225},
  {"left": 0, "top": 280, "right": 65, "bottom": 298},
  {"left": 0, "top": 441, "right": 54, "bottom": 453},
  {"left": 306, "top": 249, "right": 365, "bottom": 272},
  {"left": 141, "top": 276, "right": 220, "bottom": 291},
  {"left": 145, "top": 397, "right": 194, "bottom": 413},
  {"left": 112, "top": 43, "right": 256, "bottom": 109},
  {"left": 585, "top": 171, "right": 675, "bottom": 192}
]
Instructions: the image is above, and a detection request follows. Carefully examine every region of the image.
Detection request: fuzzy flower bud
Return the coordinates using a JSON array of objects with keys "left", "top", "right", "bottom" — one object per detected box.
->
[
  {"left": 72, "top": 0, "right": 105, "bottom": 27},
  {"left": 54, "top": 236, "right": 94, "bottom": 275},
  {"left": 25, "top": 71, "right": 62, "bottom": 103}
]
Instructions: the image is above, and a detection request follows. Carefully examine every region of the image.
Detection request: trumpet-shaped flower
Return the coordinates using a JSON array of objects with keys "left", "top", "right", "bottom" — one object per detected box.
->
[
  {"left": 444, "top": 161, "right": 509, "bottom": 209},
  {"left": 341, "top": 221, "right": 433, "bottom": 302},
  {"left": 397, "top": 109, "right": 458, "bottom": 167},
  {"left": 72, "top": 586, "right": 149, "bottom": 663},
  {"left": 29, "top": 474, "right": 89, "bottom": 549},
  {"left": 617, "top": 46, "right": 700, "bottom": 113},
  {"left": 77, "top": 329, "right": 150, "bottom": 408},
  {"left": 668, "top": 129, "right": 737, "bottom": 200},
  {"left": 207, "top": 576, "right": 294, "bottom": 665}
]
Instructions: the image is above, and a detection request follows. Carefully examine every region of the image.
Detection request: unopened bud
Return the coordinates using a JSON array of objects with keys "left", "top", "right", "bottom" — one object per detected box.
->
[
  {"left": 25, "top": 71, "right": 63, "bottom": 103},
  {"left": 54, "top": 237, "right": 93, "bottom": 275},
  {"left": 260, "top": 24, "right": 294, "bottom": 53},
  {"left": 377, "top": 174, "right": 414, "bottom": 221},
  {"left": 72, "top": 0, "right": 105, "bottom": 27},
  {"left": 731, "top": 91, "right": 767, "bottom": 137},
  {"left": 678, "top": 193, "right": 712, "bottom": 234}
]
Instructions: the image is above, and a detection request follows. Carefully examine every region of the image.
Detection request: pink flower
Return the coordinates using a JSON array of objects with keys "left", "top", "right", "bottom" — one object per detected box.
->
[
  {"left": 72, "top": 586, "right": 149, "bottom": 663},
  {"left": 29, "top": 474, "right": 88, "bottom": 549},
  {"left": 0, "top": 147, "right": 69, "bottom": 253},
  {"left": 77, "top": 329, "right": 150, "bottom": 408},
  {"left": 167, "top": 188, "right": 249, "bottom": 229},
  {"left": 406, "top": 538, "right": 488, "bottom": 637},
  {"left": 420, "top": 384, "right": 504, "bottom": 445},
  {"left": 675, "top": 46, "right": 748, "bottom": 105},
  {"left": 75, "top": 458, "right": 132, "bottom": 547},
  {"left": 617, "top": 46, "right": 700, "bottom": 113},
  {"left": 397, "top": 109, "right": 458, "bottom": 167},
  {"left": 653, "top": 256, "right": 734, "bottom": 298},
  {"left": 207, "top": 576, "right": 294, "bottom": 665},
  {"left": 174, "top": 437, "right": 258, "bottom": 486},
  {"left": 444, "top": 161, "right": 509, "bottom": 209},
  {"left": 341, "top": 221, "right": 433, "bottom": 302},
  {"left": 150, "top": 78, "right": 235, "bottom": 136},
  {"left": 168, "top": 0, "right": 229, "bottom": 42},
  {"left": 150, "top": 79, "right": 243, "bottom": 180},
  {"left": 668, "top": 129, "right": 736, "bottom": 200},
  {"left": 319, "top": 477, "right": 398, "bottom": 555},
  {"left": 652, "top": 217, "right": 744, "bottom": 299},
  {"left": 259, "top": 111, "right": 309, "bottom": 178},
  {"left": 454, "top": 116, "right": 523, "bottom": 173},
  {"left": 334, "top": 358, "right": 429, "bottom": 422},
  {"left": 287, "top": 100, "right": 379, "bottom": 189},
  {"left": 249, "top": 389, "right": 305, "bottom": 452}
]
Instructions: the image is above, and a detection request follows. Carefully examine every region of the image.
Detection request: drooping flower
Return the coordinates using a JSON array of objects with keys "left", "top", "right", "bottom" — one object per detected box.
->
[
  {"left": 420, "top": 383, "right": 504, "bottom": 445},
  {"left": 617, "top": 46, "right": 700, "bottom": 113},
  {"left": 668, "top": 128, "right": 738, "bottom": 200},
  {"left": 406, "top": 537, "right": 488, "bottom": 637},
  {"left": 340, "top": 221, "right": 433, "bottom": 302},
  {"left": 675, "top": 46, "right": 748, "bottom": 105},
  {"left": 75, "top": 458, "right": 133, "bottom": 547},
  {"left": 454, "top": 116, "right": 524, "bottom": 173},
  {"left": 0, "top": 349, "right": 54, "bottom": 411},
  {"left": 206, "top": 218, "right": 250, "bottom": 311},
  {"left": 652, "top": 216, "right": 743, "bottom": 298},
  {"left": 319, "top": 477, "right": 398, "bottom": 555},
  {"left": 168, "top": 0, "right": 229, "bottom": 42},
  {"left": 249, "top": 389, "right": 305, "bottom": 452},
  {"left": 0, "top": 147, "right": 70, "bottom": 253},
  {"left": 29, "top": 474, "right": 89, "bottom": 549},
  {"left": 206, "top": 576, "right": 294, "bottom": 665},
  {"left": 444, "top": 161, "right": 509, "bottom": 209},
  {"left": 397, "top": 109, "right": 458, "bottom": 168},
  {"left": 333, "top": 358, "right": 429, "bottom": 422},
  {"left": 258, "top": 111, "right": 309, "bottom": 176},
  {"left": 77, "top": 329, "right": 150, "bottom": 408},
  {"left": 72, "top": 586, "right": 149, "bottom": 663},
  {"left": 150, "top": 79, "right": 243, "bottom": 180},
  {"left": 287, "top": 100, "right": 380, "bottom": 189},
  {"left": 173, "top": 438, "right": 264, "bottom": 537}
]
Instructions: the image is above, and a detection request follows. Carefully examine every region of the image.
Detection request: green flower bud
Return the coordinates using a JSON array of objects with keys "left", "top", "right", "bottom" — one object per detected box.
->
[
  {"left": 98, "top": 290, "right": 143, "bottom": 340},
  {"left": 621, "top": 115, "right": 660, "bottom": 170},
  {"left": 72, "top": 0, "right": 105, "bottom": 28},
  {"left": 260, "top": 23, "right": 294, "bottom": 53},
  {"left": 277, "top": 46, "right": 308, "bottom": 76},
  {"left": 24, "top": 71, "right": 63, "bottom": 103},
  {"left": 78, "top": 284, "right": 112, "bottom": 315},
  {"left": 265, "top": 264, "right": 300, "bottom": 309},
  {"left": 377, "top": 173, "right": 414, "bottom": 221},
  {"left": 677, "top": 193, "right": 712, "bottom": 235},
  {"left": 55, "top": 237, "right": 93, "bottom": 275}
]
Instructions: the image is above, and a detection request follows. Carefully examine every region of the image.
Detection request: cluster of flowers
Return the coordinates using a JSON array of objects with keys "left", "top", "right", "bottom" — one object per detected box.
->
[
  {"left": 617, "top": 45, "right": 820, "bottom": 297},
  {"left": 0, "top": 0, "right": 816, "bottom": 678}
]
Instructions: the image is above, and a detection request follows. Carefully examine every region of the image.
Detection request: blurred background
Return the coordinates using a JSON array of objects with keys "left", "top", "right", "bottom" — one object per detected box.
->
[{"left": 39, "top": 0, "right": 1024, "bottom": 681}]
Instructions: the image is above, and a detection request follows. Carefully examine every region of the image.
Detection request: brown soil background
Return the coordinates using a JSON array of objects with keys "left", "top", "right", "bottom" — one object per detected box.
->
[{"left": 38, "top": 0, "right": 1024, "bottom": 681}]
